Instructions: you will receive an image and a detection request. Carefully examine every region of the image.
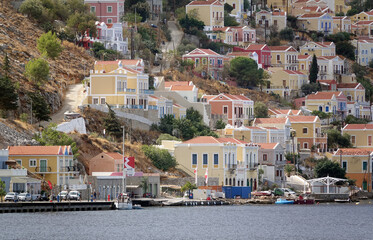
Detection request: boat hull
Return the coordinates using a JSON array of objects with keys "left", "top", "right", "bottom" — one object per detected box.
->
[{"left": 115, "top": 202, "right": 133, "bottom": 210}]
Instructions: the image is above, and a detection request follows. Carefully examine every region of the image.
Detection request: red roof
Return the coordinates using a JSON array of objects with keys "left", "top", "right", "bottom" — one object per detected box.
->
[
  {"left": 182, "top": 136, "right": 247, "bottom": 144},
  {"left": 356, "top": 20, "right": 373, "bottom": 25},
  {"left": 171, "top": 85, "right": 194, "bottom": 91},
  {"left": 188, "top": 0, "right": 219, "bottom": 6},
  {"left": 334, "top": 148, "right": 373, "bottom": 156},
  {"left": 272, "top": 11, "right": 286, "bottom": 16},
  {"left": 8, "top": 146, "right": 69, "bottom": 155},
  {"left": 184, "top": 48, "right": 222, "bottom": 56},
  {"left": 287, "top": 115, "right": 317, "bottom": 123},
  {"left": 268, "top": 46, "right": 296, "bottom": 51},
  {"left": 105, "top": 152, "right": 123, "bottom": 160},
  {"left": 337, "top": 83, "right": 361, "bottom": 89},
  {"left": 343, "top": 124, "right": 373, "bottom": 130},
  {"left": 298, "top": 55, "right": 311, "bottom": 59},
  {"left": 256, "top": 143, "right": 278, "bottom": 149},
  {"left": 299, "top": 13, "right": 325, "bottom": 18},
  {"left": 165, "top": 81, "right": 190, "bottom": 87},
  {"left": 306, "top": 91, "right": 344, "bottom": 100},
  {"left": 246, "top": 44, "right": 267, "bottom": 51},
  {"left": 253, "top": 118, "right": 288, "bottom": 124}
]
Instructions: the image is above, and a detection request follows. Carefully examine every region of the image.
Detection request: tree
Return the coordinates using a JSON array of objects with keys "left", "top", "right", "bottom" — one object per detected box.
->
[
  {"left": 279, "top": 28, "right": 294, "bottom": 42},
  {"left": 369, "top": 59, "right": 373, "bottom": 68},
  {"left": 224, "top": 3, "right": 234, "bottom": 13},
  {"left": 124, "top": 0, "right": 149, "bottom": 22},
  {"left": 181, "top": 181, "right": 197, "bottom": 195},
  {"left": 215, "top": 120, "right": 226, "bottom": 129},
  {"left": 156, "top": 134, "right": 181, "bottom": 145},
  {"left": 309, "top": 54, "right": 318, "bottom": 84},
  {"left": 179, "top": 14, "right": 205, "bottom": 35},
  {"left": 224, "top": 11, "right": 239, "bottom": 26},
  {"left": 0, "top": 76, "right": 18, "bottom": 111},
  {"left": 66, "top": 12, "right": 97, "bottom": 43},
  {"left": 122, "top": 12, "right": 143, "bottom": 25},
  {"left": 336, "top": 41, "right": 355, "bottom": 61},
  {"left": 344, "top": 115, "right": 369, "bottom": 124},
  {"left": 34, "top": 123, "right": 79, "bottom": 157},
  {"left": 186, "top": 107, "right": 203, "bottom": 123},
  {"left": 139, "top": 177, "right": 149, "bottom": 195},
  {"left": 25, "top": 58, "right": 49, "bottom": 85},
  {"left": 314, "top": 158, "right": 346, "bottom": 178},
  {"left": 103, "top": 104, "right": 122, "bottom": 139},
  {"left": 3, "top": 53, "right": 10, "bottom": 77},
  {"left": 157, "top": 114, "right": 175, "bottom": 135},
  {"left": 37, "top": 31, "right": 63, "bottom": 60},
  {"left": 284, "top": 164, "right": 295, "bottom": 177},
  {"left": 254, "top": 102, "right": 268, "bottom": 118},
  {"left": 19, "top": 0, "right": 43, "bottom": 21},
  {"left": 229, "top": 57, "right": 263, "bottom": 88},
  {"left": 301, "top": 82, "right": 321, "bottom": 95},
  {"left": 326, "top": 129, "right": 352, "bottom": 148},
  {"left": 311, "top": 110, "right": 328, "bottom": 119},
  {"left": 0, "top": 179, "right": 6, "bottom": 202},
  {"left": 28, "top": 91, "right": 51, "bottom": 122},
  {"left": 142, "top": 145, "right": 177, "bottom": 171}
]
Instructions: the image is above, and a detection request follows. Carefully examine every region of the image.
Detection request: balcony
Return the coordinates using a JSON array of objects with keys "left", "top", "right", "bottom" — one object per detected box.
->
[
  {"left": 227, "top": 164, "right": 237, "bottom": 169},
  {"left": 117, "top": 88, "right": 136, "bottom": 93},
  {"left": 60, "top": 166, "right": 81, "bottom": 173},
  {"left": 319, "top": 70, "right": 327, "bottom": 75},
  {"left": 247, "top": 163, "right": 258, "bottom": 170},
  {"left": 139, "top": 89, "right": 154, "bottom": 94},
  {"left": 34, "top": 167, "right": 52, "bottom": 173}
]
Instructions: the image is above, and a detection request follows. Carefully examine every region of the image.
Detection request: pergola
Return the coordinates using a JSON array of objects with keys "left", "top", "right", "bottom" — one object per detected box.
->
[{"left": 307, "top": 175, "right": 349, "bottom": 194}]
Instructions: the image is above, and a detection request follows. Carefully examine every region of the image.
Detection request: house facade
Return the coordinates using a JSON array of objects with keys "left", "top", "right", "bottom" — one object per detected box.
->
[
  {"left": 174, "top": 136, "right": 259, "bottom": 189},
  {"left": 317, "top": 55, "right": 347, "bottom": 80},
  {"left": 85, "top": 0, "right": 124, "bottom": 24},
  {"left": 90, "top": 22, "right": 128, "bottom": 55},
  {"left": 342, "top": 124, "right": 373, "bottom": 148},
  {"left": 164, "top": 81, "right": 199, "bottom": 102},
  {"left": 304, "top": 91, "right": 348, "bottom": 119},
  {"left": 268, "top": 46, "right": 299, "bottom": 70},
  {"left": 299, "top": 41, "right": 336, "bottom": 57},
  {"left": 209, "top": 26, "right": 256, "bottom": 45},
  {"left": 332, "top": 16, "right": 351, "bottom": 34},
  {"left": 298, "top": 13, "right": 333, "bottom": 34},
  {"left": 257, "top": 143, "right": 286, "bottom": 184},
  {"left": 233, "top": 44, "right": 272, "bottom": 68},
  {"left": 182, "top": 48, "right": 226, "bottom": 79},
  {"left": 186, "top": 0, "right": 224, "bottom": 31},
  {"left": 8, "top": 146, "right": 78, "bottom": 187},
  {"left": 201, "top": 93, "right": 254, "bottom": 127},
  {"left": 265, "top": 69, "right": 308, "bottom": 98},
  {"left": 352, "top": 39, "right": 373, "bottom": 66}
]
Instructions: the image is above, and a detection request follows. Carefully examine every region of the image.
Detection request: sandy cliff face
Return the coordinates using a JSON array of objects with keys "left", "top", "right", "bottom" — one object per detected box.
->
[{"left": 0, "top": 3, "right": 95, "bottom": 114}]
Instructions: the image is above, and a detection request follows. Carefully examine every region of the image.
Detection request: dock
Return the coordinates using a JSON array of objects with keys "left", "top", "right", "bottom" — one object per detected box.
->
[{"left": 0, "top": 201, "right": 115, "bottom": 214}]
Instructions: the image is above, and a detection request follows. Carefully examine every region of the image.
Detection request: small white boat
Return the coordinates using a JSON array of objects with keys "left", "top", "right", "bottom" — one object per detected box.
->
[
  {"left": 115, "top": 194, "right": 133, "bottom": 210},
  {"left": 132, "top": 204, "right": 143, "bottom": 210},
  {"left": 334, "top": 198, "right": 350, "bottom": 203}
]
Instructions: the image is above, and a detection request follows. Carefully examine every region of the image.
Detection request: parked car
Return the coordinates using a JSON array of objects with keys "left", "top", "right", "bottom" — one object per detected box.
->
[
  {"left": 58, "top": 191, "right": 69, "bottom": 201},
  {"left": 18, "top": 193, "right": 32, "bottom": 201},
  {"left": 280, "top": 188, "right": 297, "bottom": 197},
  {"left": 39, "top": 193, "right": 49, "bottom": 201},
  {"left": 67, "top": 191, "right": 81, "bottom": 201},
  {"left": 4, "top": 192, "right": 19, "bottom": 201}
]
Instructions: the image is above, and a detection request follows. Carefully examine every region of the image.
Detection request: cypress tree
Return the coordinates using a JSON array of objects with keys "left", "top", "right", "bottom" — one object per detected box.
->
[
  {"left": 29, "top": 92, "right": 51, "bottom": 122},
  {"left": 103, "top": 104, "right": 122, "bottom": 139},
  {"left": 0, "top": 54, "right": 18, "bottom": 111},
  {"left": 309, "top": 54, "right": 319, "bottom": 84}
]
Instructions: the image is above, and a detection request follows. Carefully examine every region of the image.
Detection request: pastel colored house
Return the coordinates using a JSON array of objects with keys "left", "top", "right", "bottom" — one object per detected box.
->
[
  {"left": 85, "top": 0, "right": 124, "bottom": 24},
  {"left": 298, "top": 13, "right": 333, "bottom": 34},
  {"left": 224, "top": 125, "right": 288, "bottom": 145},
  {"left": 209, "top": 26, "right": 256, "bottom": 45},
  {"left": 86, "top": 61, "right": 151, "bottom": 109},
  {"left": 89, "top": 152, "right": 126, "bottom": 174},
  {"left": 174, "top": 136, "right": 260, "bottom": 189},
  {"left": 317, "top": 55, "right": 347, "bottom": 80},
  {"left": 186, "top": 0, "right": 225, "bottom": 31},
  {"left": 352, "top": 39, "right": 373, "bottom": 66},
  {"left": 268, "top": 109, "right": 303, "bottom": 118},
  {"left": 233, "top": 44, "right": 272, "bottom": 69},
  {"left": 255, "top": 10, "right": 287, "bottom": 31},
  {"left": 164, "top": 81, "right": 199, "bottom": 102},
  {"left": 268, "top": 46, "right": 299, "bottom": 71},
  {"left": 265, "top": 68, "right": 308, "bottom": 98},
  {"left": 351, "top": 10, "right": 373, "bottom": 23},
  {"left": 257, "top": 143, "right": 286, "bottom": 184},
  {"left": 332, "top": 148, "right": 372, "bottom": 192},
  {"left": 173, "top": 103, "right": 187, "bottom": 119},
  {"left": 292, "top": 6, "right": 331, "bottom": 17},
  {"left": 353, "top": 21, "right": 373, "bottom": 37},
  {"left": 201, "top": 93, "right": 254, "bottom": 127},
  {"left": 94, "top": 59, "right": 145, "bottom": 73},
  {"left": 8, "top": 146, "right": 78, "bottom": 187},
  {"left": 225, "top": 0, "right": 244, "bottom": 20},
  {"left": 148, "top": 95, "right": 173, "bottom": 118},
  {"left": 337, "top": 83, "right": 366, "bottom": 103},
  {"left": 299, "top": 41, "right": 336, "bottom": 57},
  {"left": 182, "top": 48, "right": 226, "bottom": 79},
  {"left": 298, "top": 54, "right": 312, "bottom": 74},
  {"left": 317, "top": 79, "right": 337, "bottom": 91},
  {"left": 304, "top": 91, "right": 348, "bottom": 119},
  {"left": 146, "top": 0, "right": 163, "bottom": 18},
  {"left": 332, "top": 16, "right": 351, "bottom": 34},
  {"left": 287, "top": 115, "right": 327, "bottom": 151},
  {"left": 342, "top": 124, "right": 373, "bottom": 148},
  {"left": 252, "top": 117, "right": 291, "bottom": 137}
]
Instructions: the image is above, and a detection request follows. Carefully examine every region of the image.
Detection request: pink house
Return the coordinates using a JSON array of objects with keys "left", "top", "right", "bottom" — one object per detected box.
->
[
  {"left": 84, "top": 0, "right": 124, "bottom": 24},
  {"left": 233, "top": 44, "right": 271, "bottom": 69}
]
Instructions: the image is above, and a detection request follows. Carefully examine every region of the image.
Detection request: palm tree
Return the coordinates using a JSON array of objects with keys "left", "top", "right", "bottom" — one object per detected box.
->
[
  {"left": 139, "top": 177, "right": 149, "bottom": 197},
  {"left": 284, "top": 164, "right": 295, "bottom": 177}
]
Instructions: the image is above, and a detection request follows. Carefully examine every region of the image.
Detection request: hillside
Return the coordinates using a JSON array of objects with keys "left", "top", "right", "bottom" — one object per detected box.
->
[{"left": 0, "top": 3, "right": 95, "bottom": 114}]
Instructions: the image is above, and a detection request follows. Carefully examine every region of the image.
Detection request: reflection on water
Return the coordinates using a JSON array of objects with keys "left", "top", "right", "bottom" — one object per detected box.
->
[{"left": 1, "top": 203, "right": 373, "bottom": 240}]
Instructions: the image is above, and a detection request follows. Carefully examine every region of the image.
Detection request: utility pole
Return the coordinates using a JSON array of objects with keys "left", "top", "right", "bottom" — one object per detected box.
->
[{"left": 30, "top": 97, "right": 33, "bottom": 125}]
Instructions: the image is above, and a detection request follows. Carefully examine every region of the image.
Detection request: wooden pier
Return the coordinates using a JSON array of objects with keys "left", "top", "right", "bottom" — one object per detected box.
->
[{"left": 0, "top": 201, "right": 115, "bottom": 214}]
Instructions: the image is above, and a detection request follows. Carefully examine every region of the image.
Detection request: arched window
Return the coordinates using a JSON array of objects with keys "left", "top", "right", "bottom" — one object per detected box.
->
[{"left": 319, "top": 106, "right": 323, "bottom": 112}]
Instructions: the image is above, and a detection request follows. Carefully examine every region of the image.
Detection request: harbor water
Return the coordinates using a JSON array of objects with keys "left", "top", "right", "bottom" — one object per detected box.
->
[{"left": 2, "top": 203, "right": 373, "bottom": 240}]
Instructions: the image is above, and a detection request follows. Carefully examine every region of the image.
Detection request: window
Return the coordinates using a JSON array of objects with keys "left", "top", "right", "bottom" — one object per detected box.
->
[
  {"left": 16, "top": 159, "right": 22, "bottom": 166},
  {"left": 304, "top": 142, "right": 308, "bottom": 149},
  {"left": 90, "top": 6, "right": 96, "bottom": 13},
  {"left": 223, "top": 106, "right": 228, "bottom": 114},
  {"left": 303, "top": 128, "right": 308, "bottom": 134},
  {"left": 29, "top": 159, "right": 36, "bottom": 167},
  {"left": 232, "top": 3, "right": 236, "bottom": 9},
  {"left": 280, "top": 154, "right": 283, "bottom": 161},
  {"left": 40, "top": 159, "right": 47, "bottom": 172},
  {"left": 276, "top": 154, "right": 279, "bottom": 161},
  {"left": 107, "top": 18, "right": 112, "bottom": 24},
  {"left": 93, "top": 98, "right": 99, "bottom": 104},
  {"left": 100, "top": 98, "right": 106, "bottom": 104},
  {"left": 342, "top": 161, "right": 347, "bottom": 171},
  {"left": 326, "top": 106, "right": 329, "bottom": 112},
  {"left": 351, "top": 136, "right": 356, "bottom": 144},
  {"left": 107, "top": 6, "right": 112, "bottom": 13},
  {"left": 203, "top": 154, "right": 208, "bottom": 167},
  {"left": 263, "top": 154, "right": 268, "bottom": 161},
  {"left": 274, "top": 20, "right": 277, "bottom": 26},
  {"left": 319, "top": 106, "right": 323, "bottom": 111},
  {"left": 192, "top": 154, "right": 197, "bottom": 167},
  {"left": 363, "top": 161, "right": 368, "bottom": 171},
  {"left": 369, "top": 136, "right": 372, "bottom": 146},
  {"left": 277, "top": 55, "right": 280, "bottom": 61}
]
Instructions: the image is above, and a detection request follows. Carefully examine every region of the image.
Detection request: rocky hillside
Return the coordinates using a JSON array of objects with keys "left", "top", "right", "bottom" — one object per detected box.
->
[
  {"left": 0, "top": 119, "right": 38, "bottom": 149},
  {"left": 0, "top": 3, "right": 95, "bottom": 114}
]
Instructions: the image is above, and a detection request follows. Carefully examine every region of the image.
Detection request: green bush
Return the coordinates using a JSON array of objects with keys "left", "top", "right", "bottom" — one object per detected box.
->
[
  {"left": 37, "top": 31, "right": 63, "bottom": 59},
  {"left": 156, "top": 134, "right": 181, "bottom": 145},
  {"left": 142, "top": 145, "right": 177, "bottom": 171},
  {"left": 20, "top": 113, "right": 29, "bottom": 123}
]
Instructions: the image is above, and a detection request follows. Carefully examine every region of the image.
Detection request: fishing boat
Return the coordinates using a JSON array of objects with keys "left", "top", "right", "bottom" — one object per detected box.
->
[
  {"left": 334, "top": 198, "right": 350, "bottom": 203},
  {"left": 275, "top": 198, "right": 294, "bottom": 204}
]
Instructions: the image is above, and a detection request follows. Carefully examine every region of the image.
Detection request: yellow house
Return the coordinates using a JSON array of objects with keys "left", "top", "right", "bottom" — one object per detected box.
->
[
  {"left": 298, "top": 54, "right": 312, "bottom": 74},
  {"left": 174, "top": 136, "right": 259, "bottom": 188},
  {"left": 342, "top": 124, "right": 373, "bottom": 148},
  {"left": 287, "top": 115, "right": 327, "bottom": 150},
  {"left": 268, "top": 108, "right": 303, "bottom": 118},
  {"left": 173, "top": 103, "right": 187, "bottom": 119},
  {"left": 299, "top": 41, "right": 336, "bottom": 57},
  {"left": 351, "top": 10, "right": 373, "bottom": 23},
  {"left": 226, "top": 0, "right": 244, "bottom": 18},
  {"left": 86, "top": 64, "right": 151, "bottom": 108},
  {"left": 332, "top": 16, "right": 351, "bottom": 34},
  {"left": 298, "top": 13, "right": 333, "bottom": 33},
  {"left": 256, "top": 10, "right": 287, "bottom": 31},
  {"left": 186, "top": 0, "right": 224, "bottom": 31},
  {"left": 265, "top": 68, "right": 308, "bottom": 98},
  {"left": 8, "top": 146, "right": 77, "bottom": 187},
  {"left": 304, "top": 91, "right": 348, "bottom": 118},
  {"left": 332, "top": 148, "right": 373, "bottom": 192},
  {"left": 268, "top": 46, "right": 299, "bottom": 71},
  {"left": 337, "top": 83, "right": 365, "bottom": 103}
]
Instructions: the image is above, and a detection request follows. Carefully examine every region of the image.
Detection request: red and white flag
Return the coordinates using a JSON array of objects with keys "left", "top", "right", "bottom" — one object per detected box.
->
[
  {"left": 194, "top": 167, "right": 198, "bottom": 185},
  {"left": 205, "top": 168, "right": 208, "bottom": 185}
]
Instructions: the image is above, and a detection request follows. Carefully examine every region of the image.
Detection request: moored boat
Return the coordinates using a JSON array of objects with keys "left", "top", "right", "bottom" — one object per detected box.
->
[{"left": 275, "top": 198, "right": 294, "bottom": 204}]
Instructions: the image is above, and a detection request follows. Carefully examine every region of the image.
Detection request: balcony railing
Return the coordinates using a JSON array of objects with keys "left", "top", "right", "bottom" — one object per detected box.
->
[
  {"left": 117, "top": 88, "right": 136, "bottom": 93},
  {"left": 139, "top": 89, "right": 154, "bottom": 94},
  {"left": 34, "top": 167, "right": 52, "bottom": 173},
  {"left": 60, "top": 166, "right": 81, "bottom": 172},
  {"left": 227, "top": 164, "right": 237, "bottom": 169},
  {"left": 148, "top": 105, "right": 158, "bottom": 110}
]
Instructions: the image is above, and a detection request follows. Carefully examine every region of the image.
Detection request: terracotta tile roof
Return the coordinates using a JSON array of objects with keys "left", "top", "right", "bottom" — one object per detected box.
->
[
  {"left": 246, "top": 44, "right": 267, "bottom": 51},
  {"left": 227, "top": 52, "right": 253, "bottom": 57},
  {"left": 294, "top": 0, "right": 309, "bottom": 3},
  {"left": 182, "top": 136, "right": 247, "bottom": 144},
  {"left": 334, "top": 148, "right": 373, "bottom": 156},
  {"left": 171, "top": 85, "right": 194, "bottom": 91},
  {"left": 298, "top": 55, "right": 311, "bottom": 59},
  {"left": 185, "top": 48, "right": 221, "bottom": 56},
  {"left": 256, "top": 143, "right": 278, "bottom": 149},
  {"left": 302, "top": 6, "right": 320, "bottom": 11},
  {"left": 317, "top": 79, "right": 337, "bottom": 84},
  {"left": 316, "top": 42, "right": 334, "bottom": 47},
  {"left": 283, "top": 70, "right": 306, "bottom": 75},
  {"left": 245, "top": 126, "right": 265, "bottom": 130},
  {"left": 287, "top": 115, "right": 317, "bottom": 123},
  {"left": 253, "top": 118, "right": 288, "bottom": 124},
  {"left": 188, "top": 0, "right": 218, "bottom": 5},
  {"left": 356, "top": 20, "right": 373, "bottom": 25},
  {"left": 272, "top": 11, "right": 286, "bottom": 16},
  {"left": 343, "top": 124, "right": 373, "bottom": 130},
  {"left": 299, "top": 13, "right": 324, "bottom": 18},
  {"left": 306, "top": 91, "right": 344, "bottom": 100},
  {"left": 213, "top": 27, "right": 229, "bottom": 32},
  {"left": 337, "top": 83, "right": 361, "bottom": 89},
  {"left": 8, "top": 146, "right": 66, "bottom": 155},
  {"left": 105, "top": 152, "right": 123, "bottom": 160},
  {"left": 268, "top": 46, "right": 296, "bottom": 51}
]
